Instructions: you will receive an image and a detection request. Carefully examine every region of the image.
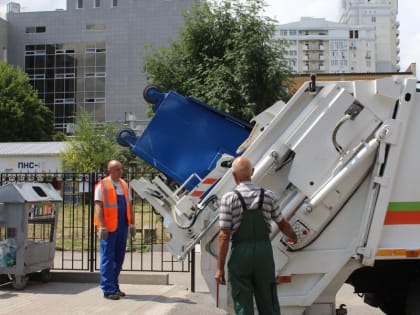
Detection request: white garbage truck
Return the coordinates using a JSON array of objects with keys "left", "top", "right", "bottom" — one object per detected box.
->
[{"left": 118, "top": 74, "right": 420, "bottom": 314}]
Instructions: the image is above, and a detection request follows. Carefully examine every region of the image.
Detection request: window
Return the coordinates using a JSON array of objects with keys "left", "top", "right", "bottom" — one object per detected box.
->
[
  {"left": 77, "top": 0, "right": 83, "bottom": 9},
  {"left": 355, "top": 30, "right": 359, "bottom": 39},
  {"left": 372, "top": 16, "right": 376, "bottom": 23},
  {"left": 95, "top": 0, "right": 101, "bottom": 8},
  {"left": 112, "top": 0, "right": 118, "bottom": 7},
  {"left": 349, "top": 30, "right": 353, "bottom": 39},
  {"left": 86, "top": 24, "right": 106, "bottom": 31},
  {"left": 25, "top": 26, "right": 46, "bottom": 33}
]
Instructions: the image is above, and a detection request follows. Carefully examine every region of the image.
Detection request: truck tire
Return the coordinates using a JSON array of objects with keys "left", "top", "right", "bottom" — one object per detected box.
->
[
  {"left": 377, "top": 293, "right": 405, "bottom": 315},
  {"left": 405, "top": 281, "right": 420, "bottom": 314}
]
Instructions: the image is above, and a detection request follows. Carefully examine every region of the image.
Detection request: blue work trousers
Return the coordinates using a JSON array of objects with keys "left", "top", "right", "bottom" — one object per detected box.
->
[{"left": 100, "top": 195, "right": 128, "bottom": 295}]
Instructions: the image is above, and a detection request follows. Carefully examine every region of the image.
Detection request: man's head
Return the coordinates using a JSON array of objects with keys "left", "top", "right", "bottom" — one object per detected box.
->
[
  {"left": 108, "top": 160, "right": 123, "bottom": 181},
  {"left": 231, "top": 156, "right": 253, "bottom": 184}
]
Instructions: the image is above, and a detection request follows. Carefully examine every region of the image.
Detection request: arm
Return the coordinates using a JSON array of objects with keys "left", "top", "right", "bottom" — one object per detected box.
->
[
  {"left": 215, "top": 228, "right": 231, "bottom": 285},
  {"left": 95, "top": 201, "right": 105, "bottom": 228},
  {"left": 95, "top": 200, "right": 109, "bottom": 240},
  {"left": 277, "top": 218, "right": 297, "bottom": 244}
]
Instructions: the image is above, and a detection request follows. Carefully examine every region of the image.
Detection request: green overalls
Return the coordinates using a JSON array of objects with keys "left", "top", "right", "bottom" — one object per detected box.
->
[{"left": 228, "top": 189, "right": 281, "bottom": 315}]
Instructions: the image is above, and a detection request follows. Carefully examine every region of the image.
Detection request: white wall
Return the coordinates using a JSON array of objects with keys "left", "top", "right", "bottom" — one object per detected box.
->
[{"left": 0, "top": 156, "right": 61, "bottom": 173}]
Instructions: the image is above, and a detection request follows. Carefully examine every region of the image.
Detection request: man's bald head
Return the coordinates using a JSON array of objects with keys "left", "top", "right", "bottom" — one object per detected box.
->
[
  {"left": 108, "top": 160, "right": 123, "bottom": 181},
  {"left": 232, "top": 156, "right": 253, "bottom": 183}
]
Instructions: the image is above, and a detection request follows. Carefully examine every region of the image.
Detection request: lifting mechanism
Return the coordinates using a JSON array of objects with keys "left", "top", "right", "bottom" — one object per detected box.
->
[{"left": 118, "top": 74, "right": 420, "bottom": 315}]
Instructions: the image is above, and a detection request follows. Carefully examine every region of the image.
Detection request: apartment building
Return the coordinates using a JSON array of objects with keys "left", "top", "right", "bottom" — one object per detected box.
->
[
  {"left": 340, "top": 0, "right": 399, "bottom": 72},
  {"left": 275, "top": 0, "right": 399, "bottom": 74},
  {"left": 276, "top": 17, "right": 376, "bottom": 74}
]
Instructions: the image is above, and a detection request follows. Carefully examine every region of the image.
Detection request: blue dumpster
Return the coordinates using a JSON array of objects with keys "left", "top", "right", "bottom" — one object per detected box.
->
[{"left": 118, "top": 88, "right": 253, "bottom": 190}]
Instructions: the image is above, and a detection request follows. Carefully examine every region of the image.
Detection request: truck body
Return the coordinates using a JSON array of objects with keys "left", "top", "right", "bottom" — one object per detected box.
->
[{"left": 118, "top": 75, "right": 420, "bottom": 314}]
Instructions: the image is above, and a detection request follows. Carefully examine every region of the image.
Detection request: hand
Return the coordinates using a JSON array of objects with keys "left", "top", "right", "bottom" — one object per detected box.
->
[
  {"left": 214, "top": 269, "right": 226, "bottom": 285},
  {"left": 129, "top": 225, "right": 136, "bottom": 239},
  {"left": 99, "top": 227, "right": 108, "bottom": 240},
  {"left": 286, "top": 236, "right": 297, "bottom": 245}
]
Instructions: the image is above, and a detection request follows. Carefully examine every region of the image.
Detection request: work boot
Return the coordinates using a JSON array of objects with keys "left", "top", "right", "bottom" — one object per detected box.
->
[{"left": 104, "top": 293, "right": 120, "bottom": 300}]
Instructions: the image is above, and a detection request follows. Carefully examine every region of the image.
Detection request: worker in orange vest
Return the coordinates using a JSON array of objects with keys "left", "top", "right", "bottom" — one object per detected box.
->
[{"left": 94, "top": 160, "right": 136, "bottom": 300}]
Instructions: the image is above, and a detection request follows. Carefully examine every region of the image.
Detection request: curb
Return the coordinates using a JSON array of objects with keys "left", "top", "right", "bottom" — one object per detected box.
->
[{"left": 50, "top": 270, "right": 169, "bottom": 285}]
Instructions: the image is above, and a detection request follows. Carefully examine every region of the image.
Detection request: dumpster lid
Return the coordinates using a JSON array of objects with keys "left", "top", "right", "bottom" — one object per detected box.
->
[{"left": 0, "top": 183, "right": 62, "bottom": 203}]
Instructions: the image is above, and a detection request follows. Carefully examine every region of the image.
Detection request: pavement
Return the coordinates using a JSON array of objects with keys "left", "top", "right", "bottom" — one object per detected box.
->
[{"left": 0, "top": 253, "right": 384, "bottom": 315}]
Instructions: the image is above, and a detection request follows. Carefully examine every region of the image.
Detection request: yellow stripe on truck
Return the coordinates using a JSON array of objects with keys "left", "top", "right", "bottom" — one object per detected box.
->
[{"left": 376, "top": 249, "right": 420, "bottom": 257}]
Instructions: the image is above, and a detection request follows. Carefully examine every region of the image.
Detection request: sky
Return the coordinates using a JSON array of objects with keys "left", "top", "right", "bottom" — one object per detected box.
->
[{"left": 0, "top": 0, "right": 418, "bottom": 77}]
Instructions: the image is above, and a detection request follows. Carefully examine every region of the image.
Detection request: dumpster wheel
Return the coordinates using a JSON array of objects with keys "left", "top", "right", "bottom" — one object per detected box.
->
[
  {"left": 10, "top": 274, "right": 28, "bottom": 290},
  {"left": 40, "top": 269, "right": 52, "bottom": 283}
]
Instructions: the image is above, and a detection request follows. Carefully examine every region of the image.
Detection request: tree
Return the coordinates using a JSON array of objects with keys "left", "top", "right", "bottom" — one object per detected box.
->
[
  {"left": 0, "top": 61, "right": 54, "bottom": 141},
  {"left": 60, "top": 110, "right": 121, "bottom": 173},
  {"left": 143, "top": 0, "right": 292, "bottom": 121}
]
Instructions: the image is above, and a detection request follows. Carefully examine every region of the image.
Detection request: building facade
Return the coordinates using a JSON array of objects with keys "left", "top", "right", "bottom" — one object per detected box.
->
[
  {"left": 339, "top": 0, "right": 399, "bottom": 72},
  {"left": 275, "top": 0, "right": 399, "bottom": 74},
  {"left": 0, "top": 142, "right": 66, "bottom": 173},
  {"left": 6, "top": 0, "right": 194, "bottom": 131},
  {"left": 275, "top": 17, "right": 376, "bottom": 74},
  {"left": 0, "top": 17, "right": 6, "bottom": 61}
]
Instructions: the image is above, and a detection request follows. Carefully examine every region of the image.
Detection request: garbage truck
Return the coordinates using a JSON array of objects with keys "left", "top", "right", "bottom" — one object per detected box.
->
[{"left": 118, "top": 74, "right": 420, "bottom": 315}]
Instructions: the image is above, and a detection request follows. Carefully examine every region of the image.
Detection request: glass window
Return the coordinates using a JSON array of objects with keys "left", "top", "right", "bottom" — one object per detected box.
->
[
  {"left": 55, "top": 79, "right": 65, "bottom": 93},
  {"left": 96, "top": 78, "right": 105, "bottom": 92},
  {"left": 64, "top": 104, "right": 76, "bottom": 117},
  {"left": 33, "top": 80, "right": 44, "bottom": 93},
  {"left": 95, "top": 103, "right": 105, "bottom": 122},
  {"left": 55, "top": 103, "right": 65, "bottom": 117},
  {"left": 95, "top": 53, "right": 105, "bottom": 66},
  {"left": 65, "top": 79, "right": 75, "bottom": 91},
  {"left": 85, "top": 78, "right": 95, "bottom": 91},
  {"left": 65, "top": 55, "right": 76, "bottom": 68},
  {"left": 35, "top": 56, "right": 45, "bottom": 68},
  {"left": 112, "top": 0, "right": 118, "bottom": 7},
  {"left": 46, "top": 56, "right": 55, "bottom": 68},
  {"left": 86, "top": 24, "right": 106, "bottom": 31},
  {"left": 25, "top": 27, "right": 36, "bottom": 33},
  {"left": 45, "top": 80, "right": 55, "bottom": 92},
  {"left": 25, "top": 56, "right": 35, "bottom": 69},
  {"left": 95, "top": 0, "right": 101, "bottom": 8},
  {"left": 77, "top": 0, "right": 83, "bottom": 9},
  {"left": 56, "top": 55, "right": 65, "bottom": 68}
]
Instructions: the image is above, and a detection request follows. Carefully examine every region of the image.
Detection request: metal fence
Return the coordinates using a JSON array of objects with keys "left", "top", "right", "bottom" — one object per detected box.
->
[{"left": 0, "top": 171, "right": 192, "bottom": 274}]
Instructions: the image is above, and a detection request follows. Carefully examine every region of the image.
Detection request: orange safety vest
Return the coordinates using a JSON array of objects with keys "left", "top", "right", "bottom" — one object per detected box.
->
[{"left": 94, "top": 177, "right": 133, "bottom": 232}]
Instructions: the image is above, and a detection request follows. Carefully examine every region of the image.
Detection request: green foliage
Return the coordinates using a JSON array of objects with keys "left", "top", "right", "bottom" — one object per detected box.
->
[
  {"left": 51, "top": 131, "right": 67, "bottom": 141},
  {"left": 0, "top": 61, "right": 54, "bottom": 141},
  {"left": 143, "top": 0, "right": 292, "bottom": 121},
  {"left": 60, "top": 110, "right": 120, "bottom": 172}
]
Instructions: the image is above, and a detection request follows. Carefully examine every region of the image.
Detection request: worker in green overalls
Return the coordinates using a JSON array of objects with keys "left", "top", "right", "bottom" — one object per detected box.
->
[{"left": 215, "top": 156, "right": 297, "bottom": 315}]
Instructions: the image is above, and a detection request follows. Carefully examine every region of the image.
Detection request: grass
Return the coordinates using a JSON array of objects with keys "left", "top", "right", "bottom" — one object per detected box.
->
[{"left": 52, "top": 195, "right": 166, "bottom": 251}]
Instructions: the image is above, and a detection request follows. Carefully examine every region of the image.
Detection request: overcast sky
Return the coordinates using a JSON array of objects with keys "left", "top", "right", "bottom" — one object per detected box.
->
[{"left": 0, "top": 0, "right": 418, "bottom": 77}]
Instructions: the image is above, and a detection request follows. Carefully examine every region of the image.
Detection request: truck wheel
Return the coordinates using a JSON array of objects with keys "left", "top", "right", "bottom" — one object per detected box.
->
[
  {"left": 405, "top": 281, "right": 420, "bottom": 314},
  {"left": 12, "top": 275, "right": 28, "bottom": 290},
  {"left": 377, "top": 293, "right": 405, "bottom": 315}
]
